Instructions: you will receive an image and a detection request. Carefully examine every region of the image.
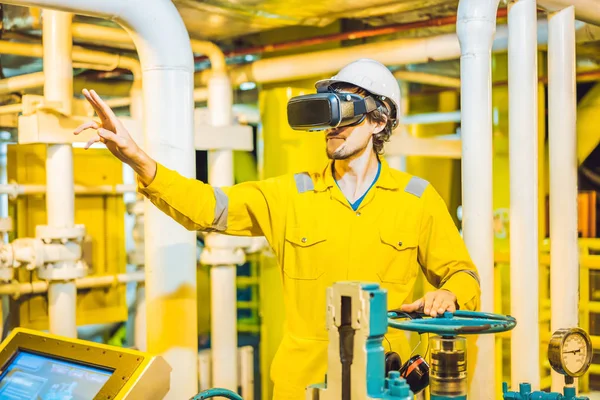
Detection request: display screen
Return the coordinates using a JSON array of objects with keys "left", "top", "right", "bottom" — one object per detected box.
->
[{"left": 0, "top": 351, "right": 113, "bottom": 400}]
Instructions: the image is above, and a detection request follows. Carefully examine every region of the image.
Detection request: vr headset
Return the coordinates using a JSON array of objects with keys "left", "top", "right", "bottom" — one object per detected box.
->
[{"left": 287, "top": 88, "right": 379, "bottom": 131}]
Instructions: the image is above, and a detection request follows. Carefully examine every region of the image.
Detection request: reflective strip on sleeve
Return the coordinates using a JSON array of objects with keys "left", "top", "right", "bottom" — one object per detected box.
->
[
  {"left": 212, "top": 187, "right": 229, "bottom": 231},
  {"left": 404, "top": 176, "right": 429, "bottom": 198},
  {"left": 294, "top": 172, "right": 314, "bottom": 194}
]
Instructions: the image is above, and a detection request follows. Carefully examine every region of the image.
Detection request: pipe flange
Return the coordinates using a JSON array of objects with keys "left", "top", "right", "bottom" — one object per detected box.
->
[
  {"left": 37, "top": 260, "right": 88, "bottom": 280},
  {"left": 36, "top": 225, "right": 86, "bottom": 243},
  {"left": 0, "top": 267, "right": 14, "bottom": 283}
]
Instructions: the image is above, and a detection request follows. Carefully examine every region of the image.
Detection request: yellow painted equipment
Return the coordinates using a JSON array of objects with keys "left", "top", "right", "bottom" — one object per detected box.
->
[{"left": 0, "top": 328, "right": 171, "bottom": 399}]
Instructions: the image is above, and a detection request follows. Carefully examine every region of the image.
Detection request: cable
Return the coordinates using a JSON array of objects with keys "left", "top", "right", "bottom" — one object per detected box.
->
[{"left": 189, "top": 389, "right": 243, "bottom": 400}]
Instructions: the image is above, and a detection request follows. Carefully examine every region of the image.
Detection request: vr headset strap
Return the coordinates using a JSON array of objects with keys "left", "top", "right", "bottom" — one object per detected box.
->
[{"left": 353, "top": 96, "right": 378, "bottom": 116}]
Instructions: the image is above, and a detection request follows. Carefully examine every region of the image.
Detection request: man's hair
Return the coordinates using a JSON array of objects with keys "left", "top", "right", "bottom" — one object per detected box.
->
[{"left": 330, "top": 82, "right": 394, "bottom": 155}]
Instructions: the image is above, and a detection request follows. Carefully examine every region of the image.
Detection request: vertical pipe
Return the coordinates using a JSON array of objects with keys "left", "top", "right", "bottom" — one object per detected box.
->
[
  {"left": 143, "top": 68, "right": 198, "bottom": 399},
  {"left": 548, "top": 5, "right": 578, "bottom": 392},
  {"left": 456, "top": 1, "right": 499, "bottom": 398},
  {"left": 127, "top": 84, "right": 148, "bottom": 352},
  {"left": 386, "top": 81, "right": 409, "bottom": 172},
  {"left": 240, "top": 346, "right": 254, "bottom": 400},
  {"left": 207, "top": 71, "right": 238, "bottom": 391},
  {"left": 43, "top": 10, "right": 77, "bottom": 339},
  {"left": 508, "top": 0, "right": 540, "bottom": 389}
]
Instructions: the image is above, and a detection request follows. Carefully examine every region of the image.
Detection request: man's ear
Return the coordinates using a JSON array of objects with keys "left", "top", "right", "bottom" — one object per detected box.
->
[{"left": 372, "top": 115, "right": 388, "bottom": 134}]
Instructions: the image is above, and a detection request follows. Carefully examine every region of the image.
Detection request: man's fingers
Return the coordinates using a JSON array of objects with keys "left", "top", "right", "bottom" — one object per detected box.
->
[
  {"left": 446, "top": 301, "right": 457, "bottom": 313},
  {"left": 74, "top": 121, "right": 100, "bottom": 135},
  {"left": 82, "top": 89, "right": 106, "bottom": 120},
  {"left": 400, "top": 298, "right": 424, "bottom": 313},
  {"left": 430, "top": 296, "right": 444, "bottom": 317},
  {"left": 98, "top": 128, "right": 124, "bottom": 146},
  {"left": 89, "top": 89, "right": 119, "bottom": 122},
  {"left": 423, "top": 292, "right": 435, "bottom": 315},
  {"left": 84, "top": 135, "right": 102, "bottom": 149}
]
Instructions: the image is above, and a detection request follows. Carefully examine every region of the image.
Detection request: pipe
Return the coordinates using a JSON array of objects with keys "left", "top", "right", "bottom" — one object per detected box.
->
[
  {"left": 508, "top": 0, "right": 540, "bottom": 390},
  {"left": 0, "top": 41, "right": 141, "bottom": 96},
  {"left": 0, "top": 271, "right": 145, "bottom": 296},
  {"left": 0, "top": 71, "right": 46, "bottom": 94},
  {"left": 205, "top": 46, "right": 239, "bottom": 389},
  {"left": 43, "top": 10, "right": 77, "bottom": 339},
  {"left": 103, "top": 88, "right": 209, "bottom": 110},
  {"left": 195, "top": 9, "right": 510, "bottom": 63},
  {"left": 402, "top": 111, "right": 461, "bottom": 125},
  {"left": 393, "top": 70, "right": 461, "bottom": 88},
  {"left": 128, "top": 84, "right": 146, "bottom": 352},
  {"left": 0, "top": 183, "right": 136, "bottom": 197},
  {"left": 0, "top": 103, "right": 23, "bottom": 115},
  {"left": 548, "top": 5, "right": 578, "bottom": 392},
  {"left": 195, "top": 21, "right": 560, "bottom": 88},
  {"left": 456, "top": 0, "right": 499, "bottom": 398},
  {"left": 538, "top": 0, "right": 600, "bottom": 26},
  {"left": 1, "top": 1, "right": 198, "bottom": 397}
]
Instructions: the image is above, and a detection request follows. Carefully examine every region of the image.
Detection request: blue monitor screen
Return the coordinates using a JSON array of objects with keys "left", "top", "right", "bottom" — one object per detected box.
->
[{"left": 0, "top": 351, "right": 113, "bottom": 400}]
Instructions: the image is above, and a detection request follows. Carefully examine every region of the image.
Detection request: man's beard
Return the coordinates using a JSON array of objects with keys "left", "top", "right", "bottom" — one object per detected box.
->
[{"left": 326, "top": 143, "right": 362, "bottom": 160}]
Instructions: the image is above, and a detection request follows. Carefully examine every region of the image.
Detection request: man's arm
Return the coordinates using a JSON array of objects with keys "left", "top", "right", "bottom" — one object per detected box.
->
[
  {"left": 74, "top": 88, "right": 286, "bottom": 243},
  {"left": 417, "top": 185, "right": 481, "bottom": 311},
  {"left": 138, "top": 162, "right": 286, "bottom": 241},
  {"left": 402, "top": 184, "right": 481, "bottom": 316}
]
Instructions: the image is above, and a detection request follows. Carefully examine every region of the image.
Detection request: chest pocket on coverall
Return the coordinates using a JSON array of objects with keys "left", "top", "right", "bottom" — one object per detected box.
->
[
  {"left": 377, "top": 225, "right": 419, "bottom": 285},
  {"left": 283, "top": 224, "right": 329, "bottom": 280}
]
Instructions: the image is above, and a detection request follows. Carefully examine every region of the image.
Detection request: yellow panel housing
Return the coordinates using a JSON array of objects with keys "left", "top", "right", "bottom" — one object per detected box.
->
[
  {"left": 7, "top": 144, "right": 127, "bottom": 329},
  {"left": 0, "top": 327, "right": 171, "bottom": 400}
]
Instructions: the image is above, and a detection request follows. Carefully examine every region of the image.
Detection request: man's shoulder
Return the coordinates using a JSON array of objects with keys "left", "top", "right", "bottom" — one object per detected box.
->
[{"left": 385, "top": 167, "right": 432, "bottom": 199}]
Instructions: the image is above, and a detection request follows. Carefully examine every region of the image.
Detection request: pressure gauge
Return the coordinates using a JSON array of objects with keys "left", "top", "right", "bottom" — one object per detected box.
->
[{"left": 548, "top": 328, "right": 593, "bottom": 377}]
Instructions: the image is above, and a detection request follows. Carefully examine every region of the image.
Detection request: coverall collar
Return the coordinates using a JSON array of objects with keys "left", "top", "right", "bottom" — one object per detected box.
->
[{"left": 315, "top": 156, "right": 399, "bottom": 192}]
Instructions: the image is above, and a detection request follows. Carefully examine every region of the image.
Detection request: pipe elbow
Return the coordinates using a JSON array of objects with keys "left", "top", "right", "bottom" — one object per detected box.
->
[
  {"left": 191, "top": 41, "right": 227, "bottom": 74},
  {"left": 457, "top": 0, "right": 501, "bottom": 53}
]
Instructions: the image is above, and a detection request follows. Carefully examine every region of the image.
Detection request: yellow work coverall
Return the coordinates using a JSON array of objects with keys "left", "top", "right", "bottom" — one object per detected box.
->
[{"left": 138, "top": 157, "right": 481, "bottom": 400}]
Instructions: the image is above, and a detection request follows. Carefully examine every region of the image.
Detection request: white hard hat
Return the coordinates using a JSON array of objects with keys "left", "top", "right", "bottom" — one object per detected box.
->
[{"left": 315, "top": 58, "right": 400, "bottom": 127}]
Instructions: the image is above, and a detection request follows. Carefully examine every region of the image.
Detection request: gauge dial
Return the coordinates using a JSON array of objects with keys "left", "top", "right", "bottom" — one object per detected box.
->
[{"left": 548, "top": 328, "right": 593, "bottom": 377}]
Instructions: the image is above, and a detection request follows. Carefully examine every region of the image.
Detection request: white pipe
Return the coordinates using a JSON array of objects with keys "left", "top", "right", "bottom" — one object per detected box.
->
[
  {"left": 538, "top": 0, "right": 600, "bottom": 26},
  {"left": 508, "top": 0, "right": 540, "bottom": 390},
  {"left": 195, "top": 22, "right": 563, "bottom": 88},
  {"left": 402, "top": 111, "right": 461, "bottom": 125},
  {"left": 210, "top": 266, "right": 238, "bottom": 391},
  {"left": 0, "top": 183, "right": 136, "bottom": 197},
  {"left": 0, "top": 272, "right": 145, "bottom": 296},
  {"left": 128, "top": 84, "right": 147, "bottom": 352},
  {"left": 239, "top": 346, "right": 254, "bottom": 400},
  {"left": 207, "top": 69, "right": 239, "bottom": 390},
  {"left": 43, "top": 10, "right": 77, "bottom": 339},
  {"left": 392, "top": 70, "right": 461, "bottom": 88},
  {"left": 0, "top": 1, "right": 198, "bottom": 397},
  {"left": 104, "top": 88, "right": 209, "bottom": 110},
  {"left": 456, "top": 0, "right": 499, "bottom": 398},
  {"left": 48, "top": 282, "right": 77, "bottom": 336},
  {"left": 548, "top": 5, "right": 578, "bottom": 392}
]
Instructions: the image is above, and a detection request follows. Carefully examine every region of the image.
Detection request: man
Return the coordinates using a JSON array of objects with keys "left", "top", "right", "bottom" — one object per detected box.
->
[{"left": 75, "top": 58, "right": 480, "bottom": 399}]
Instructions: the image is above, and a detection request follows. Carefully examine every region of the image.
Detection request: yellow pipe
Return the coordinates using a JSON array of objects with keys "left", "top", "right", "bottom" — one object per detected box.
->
[
  {"left": 71, "top": 23, "right": 226, "bottom": 73},
  {"left": 577, "top": 83, "right": 600, "bottom": 164},
  {"left": 393, "top": 70, "right": 461, "bottom": 88},
  {"left": 0, "top": 40, "right": 141, "bottom": 94}
]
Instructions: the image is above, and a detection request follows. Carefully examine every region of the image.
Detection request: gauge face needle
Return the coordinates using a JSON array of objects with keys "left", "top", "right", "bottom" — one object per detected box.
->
[{"left": 564, "top": 349, "right": 581, "bottom": 355}]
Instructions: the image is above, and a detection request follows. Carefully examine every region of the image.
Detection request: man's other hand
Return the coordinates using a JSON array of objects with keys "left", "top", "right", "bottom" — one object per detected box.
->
[{"left": 400, "top": 290, "right": 458, "bottom": 317}]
